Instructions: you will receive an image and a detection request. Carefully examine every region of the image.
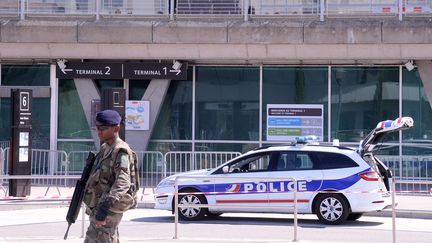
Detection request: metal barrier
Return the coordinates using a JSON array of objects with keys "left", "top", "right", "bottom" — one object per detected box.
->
[
  {"left": 31, "top": 149, "right": 69, "bottom": 187},
  {"left": 326, "top": 0, "right": 399, "bottom": 15},
  {"left": 164, "top": 151, "right": 242, "bottom": 177},
  {"left": 0, "top": 148, "right": 5, "bottom": 194},
  {"left": 173, "top": 175, "right": 298, "bottom": 241},
  {"left": 250, "top": 0, "right": 320, "bottom": 16},
  {"left": 3, "top": 148, "right": 70, "bottom": 187},
  {"left": 1, "top": 0, "right": 432, "bottom": 20},
  {"left": 176, "top": 0, "right": 244, "bottom": 16},
  {"left": 100, "top": 0, "right": 167, "bottom": 16},
  {"left": 2, "top": 148, "right": 10, "bottom": 178},
  {"left": 67, "top": 150, "right": 97, "bottom": 173},
  {"left": 405, "top": 0, "right": 432, "bottom": 14},
  {"left": 0, "top": 148, "right": 3, "bottom": 176},
  {"left": 67, "top": 150, "right": 164, "bottom": 189},
  {"left": 135, "top": 151, "right": 164, "bottom": 198},
  {"left": 26, "top": 0, "right": 93, "bottom": 15},
  {"left": 0, "top": 0, "right": 19, "bottom": 15},
  {"left": 379, "top": 155, "right": 432, "bottom": 194}
]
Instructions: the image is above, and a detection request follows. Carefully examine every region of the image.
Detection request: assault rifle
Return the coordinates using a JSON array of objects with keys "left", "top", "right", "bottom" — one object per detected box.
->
[{"left": 64, "top": 152, "right": 96, "bottom": 240}]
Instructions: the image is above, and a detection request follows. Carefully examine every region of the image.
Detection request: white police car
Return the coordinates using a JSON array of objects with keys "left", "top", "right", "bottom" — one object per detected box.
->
[{"left": 155, "top": 117, "right": 414, "bottom": 224}]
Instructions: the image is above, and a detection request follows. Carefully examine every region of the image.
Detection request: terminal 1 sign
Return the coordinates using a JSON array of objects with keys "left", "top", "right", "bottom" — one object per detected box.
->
[
  {"left": 56, "top": 61, "right": 188, "bottom": 80},
  {"left": 267, "top": 104, "right": 324, "bottom": 141}
]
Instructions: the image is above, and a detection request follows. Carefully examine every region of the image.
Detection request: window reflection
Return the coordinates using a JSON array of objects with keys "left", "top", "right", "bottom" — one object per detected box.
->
[
  {"left": 331, "top": 67, "right": 399, "bottom": 142},
  {"left": 196, "top": 67, "right": 259, "bottom": 141}
]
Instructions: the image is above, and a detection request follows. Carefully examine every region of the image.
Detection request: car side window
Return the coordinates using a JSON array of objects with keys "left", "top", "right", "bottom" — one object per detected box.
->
[
  {"left": 314, "top": 152, "right": 359, "bottom": 169},
  {"left": 276, "top": 152, "right": 314, "bottom": 171},
  {"left": 224, "top": 153, "right": 272, "bottom": 173}
]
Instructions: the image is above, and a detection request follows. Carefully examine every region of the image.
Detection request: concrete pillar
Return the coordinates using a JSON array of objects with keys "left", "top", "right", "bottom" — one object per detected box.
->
[
  {"left": 73, "top": 78, "right": 101, "bottom": 150},
  {"left": 126, "top": 79, "right": 171, "bottom": 151},
  {"left": 416, "top": 60, "right": 432, "bottom": 110}
]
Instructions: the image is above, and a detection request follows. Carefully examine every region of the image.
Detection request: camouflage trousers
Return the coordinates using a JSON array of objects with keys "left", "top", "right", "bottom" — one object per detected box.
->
[{"left": 84, "top": 212, "right": 123, "bottom": 243}]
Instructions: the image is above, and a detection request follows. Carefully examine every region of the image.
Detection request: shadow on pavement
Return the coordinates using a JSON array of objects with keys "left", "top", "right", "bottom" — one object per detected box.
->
[{"left": 131, "top": 215, "right": 383, "bottom": 228}]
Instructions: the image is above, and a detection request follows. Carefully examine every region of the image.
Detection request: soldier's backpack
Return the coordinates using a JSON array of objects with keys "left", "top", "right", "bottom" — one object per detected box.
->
[{"left": 110, "top": 148, "right": 140, "bottom": 213}]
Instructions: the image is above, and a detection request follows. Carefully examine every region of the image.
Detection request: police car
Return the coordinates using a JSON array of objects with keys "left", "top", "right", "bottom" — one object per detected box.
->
[{"left": 155, "top": 117, "right": 414, "bottom": 224}]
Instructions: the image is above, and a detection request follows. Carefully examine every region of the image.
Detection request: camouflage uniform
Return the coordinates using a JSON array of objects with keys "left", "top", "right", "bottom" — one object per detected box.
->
[{"left": 83, "top": 137, "right": 138, "bottom": 243}]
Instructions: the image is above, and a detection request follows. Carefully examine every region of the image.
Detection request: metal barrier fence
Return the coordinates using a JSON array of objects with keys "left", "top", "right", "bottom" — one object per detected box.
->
[
  {"left": 0, "top": 148, "right": 4, "bottom": 194},
  {"left": 250, "top": 0, "right": 320, "bottom": 16},
  {"left": 99, "top": 0, "right": 168, "bottom": 16},
  {"left": 135, "top": 151, "right": 164, "bottom": 189},
  {"left": 164, "top": 151, "right": 242, "bottom": 177},
  {"left": 1, "top": 149, "right": 240, "bottom": 193},
  {"left": 326, "top": 0, "right": 399, "bottom": 15},
  {"left": 67, "top": 150, "right": 165, "bottom": 189},
  {"left": 1, "top": 148, "right": 431, "bottom": 195},
  {"left": 67, "top": 150, "right": 97, "bottom": 173},
  {"left": 0, "top": 148, "right": 3, "bottom": 176},
  {"left": 405, "top": 0, "right": 432, "bottom": 15},
  {"left": 31, "top": 149, "right": 69, "bottom": 186},
  {"left": 1, "top": 148, "right": 69, "bottom": 187},
  {"left": 1, "top": 0, "right": 431, "bottom": 20},
  {"left": 176, "top": 0, "right": 243, "bottom": 16},
  {"left": 378, "top": 155, "right": 432, "bottom": 194},
  {"left": 25, "top": 0, "right": 94, "bottom": 15}
]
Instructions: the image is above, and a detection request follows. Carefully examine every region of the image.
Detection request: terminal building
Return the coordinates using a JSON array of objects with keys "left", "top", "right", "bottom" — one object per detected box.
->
[{"left": 0, "top": 1, "right": 432, "bottom": 184}]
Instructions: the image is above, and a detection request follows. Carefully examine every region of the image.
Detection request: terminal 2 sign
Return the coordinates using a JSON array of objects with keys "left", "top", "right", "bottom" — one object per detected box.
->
[{"left": 56, "top": 61, "right": 188, "bottom": 80}]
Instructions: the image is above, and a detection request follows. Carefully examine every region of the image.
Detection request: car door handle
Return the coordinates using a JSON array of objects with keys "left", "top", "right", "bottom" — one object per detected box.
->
[{"left": 202, "top": 180, "right": 211, "bottom": 182}]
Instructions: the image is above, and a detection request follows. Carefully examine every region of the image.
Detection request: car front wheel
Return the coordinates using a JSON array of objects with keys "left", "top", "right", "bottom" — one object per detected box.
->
[
  {"left": 177, "top": 193, "right": 207, "bottom": 220},
  {"left": 315, "top": 194, "right": 349, "bottom": 225}
]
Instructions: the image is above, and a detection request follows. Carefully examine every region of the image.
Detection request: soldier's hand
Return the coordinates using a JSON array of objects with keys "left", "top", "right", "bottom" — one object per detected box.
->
[{"left": 95, "top": 220, "right": 106, "bottom": 228}]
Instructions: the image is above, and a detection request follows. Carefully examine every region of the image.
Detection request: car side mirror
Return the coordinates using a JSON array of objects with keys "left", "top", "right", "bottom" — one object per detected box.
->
[{"left": 222, "top": 166, "right": 229, "bottom": 173}]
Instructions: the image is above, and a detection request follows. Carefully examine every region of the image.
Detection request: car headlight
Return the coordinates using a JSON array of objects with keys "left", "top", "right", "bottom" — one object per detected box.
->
[{"left": 156, "top": 178, "right": 176, "bottom": 188}]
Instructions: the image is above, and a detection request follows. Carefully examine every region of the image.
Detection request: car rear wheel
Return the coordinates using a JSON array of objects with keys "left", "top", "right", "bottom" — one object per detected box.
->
[
  {"left": 315, "top": 194, "right": 349, "bottom": 225},
  {"left": 347, "top": 213, "right": 363, "bottom": 221},
  {"left": 177, "top": 193, "right": 207, "bottom": 221}
]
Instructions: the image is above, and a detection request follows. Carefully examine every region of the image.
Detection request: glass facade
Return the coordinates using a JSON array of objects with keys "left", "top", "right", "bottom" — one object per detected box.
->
[
  {"left": 331, "top": 67, "right": 399, "bottom": 142},
  {"left": 402, "top": 68, "right": 432, "bottom": 155},
  {"left": 1, "top": 65, "right": 50, "bottom": 86},
  {"left": 151, "top": 69, "right": 193, "bottom": 140},
  {"left": 263, "top": 67, "right": 328, "bottom": 141},
  {"left": 195, "top": 67, "right": 259, "bottom": 142},
  {"left": 1, "top": 64, "right": 431, "bottom": 156},
  {"left": 58, "top": 79, "right": 91, "bottom": 139},
  {"left": 129, "top": 79, "right": 151, "bottom": 100},
  {"left": 0, "top": 63, "right": 431, "bottom": 183}
]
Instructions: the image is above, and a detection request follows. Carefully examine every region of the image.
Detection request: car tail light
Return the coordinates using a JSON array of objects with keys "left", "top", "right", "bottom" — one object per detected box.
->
[{"left": 359, "top": 171, "right": 380, "bottom": 181}]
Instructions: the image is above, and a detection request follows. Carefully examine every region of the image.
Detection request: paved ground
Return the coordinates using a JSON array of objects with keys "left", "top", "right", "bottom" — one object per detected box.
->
[
  {"left": 0, "top": 185, "right": 431, "bottom": 242},
  {"left": 0, "top": 208, "right": 432, "bottom": 243}
]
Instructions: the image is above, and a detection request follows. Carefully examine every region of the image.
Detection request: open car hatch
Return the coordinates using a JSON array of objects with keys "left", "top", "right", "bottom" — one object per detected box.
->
[{"left": 359, "top": 117, "right": 414, "bottom": 156}]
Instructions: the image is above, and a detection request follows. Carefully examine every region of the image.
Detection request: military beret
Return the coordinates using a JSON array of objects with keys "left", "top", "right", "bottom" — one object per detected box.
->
[{"left": 96, "top": 109, "right": 122, "bottom": 126}]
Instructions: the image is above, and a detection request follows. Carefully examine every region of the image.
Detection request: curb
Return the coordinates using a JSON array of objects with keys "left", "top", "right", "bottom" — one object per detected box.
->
[{"left": 365, "top": 209, "right": 432, "bottom": 219}]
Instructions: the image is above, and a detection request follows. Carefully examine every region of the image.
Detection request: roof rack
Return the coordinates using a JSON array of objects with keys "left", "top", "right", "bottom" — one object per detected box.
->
[
  {"left": 252, "top": 142, "right": 297, "bottom": 151},
  {"left": 252, "top": 136, "right": 321, "bottom": 151}
]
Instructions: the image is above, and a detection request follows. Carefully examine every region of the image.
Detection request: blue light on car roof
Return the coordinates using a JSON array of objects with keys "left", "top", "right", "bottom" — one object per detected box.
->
[{"left": 296, "top": 135, "right": 320, "bottom": 144}]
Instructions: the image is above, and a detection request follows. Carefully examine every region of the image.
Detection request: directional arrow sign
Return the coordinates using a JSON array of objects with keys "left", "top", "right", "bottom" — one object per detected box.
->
[
  {"left": 56, "top": 62, "right": 189, "bottom": 80},
  {"left": 124, "top": 62, "right": 188, "bottom": 80},
  {"left": 56, "top": 62, "right": 123, "bottom": 79}
]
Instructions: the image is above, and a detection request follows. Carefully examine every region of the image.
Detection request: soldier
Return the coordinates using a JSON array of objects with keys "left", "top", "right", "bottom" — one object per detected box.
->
[{"left": 83, "top": 109, "right": 138, "bottom": 243}]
